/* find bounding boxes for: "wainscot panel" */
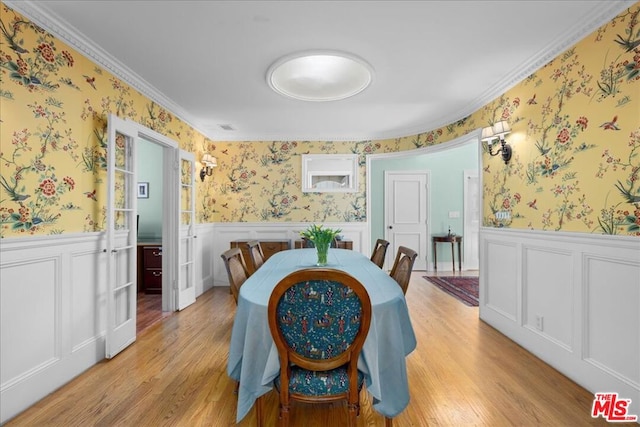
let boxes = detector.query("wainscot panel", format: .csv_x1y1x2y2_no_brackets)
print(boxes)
479,227,640,418
523,246,573,350
585,255,639,388
0,233,108,423
0,224,228,422
483,239,518,320
195,223,216,295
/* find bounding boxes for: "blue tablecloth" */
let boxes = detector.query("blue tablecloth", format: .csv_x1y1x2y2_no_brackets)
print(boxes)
227,248,417,422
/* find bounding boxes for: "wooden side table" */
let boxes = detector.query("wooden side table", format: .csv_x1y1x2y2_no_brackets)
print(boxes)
432,234,463,272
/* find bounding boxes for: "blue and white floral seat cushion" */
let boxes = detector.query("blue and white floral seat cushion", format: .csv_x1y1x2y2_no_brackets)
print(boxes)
273,279,365,396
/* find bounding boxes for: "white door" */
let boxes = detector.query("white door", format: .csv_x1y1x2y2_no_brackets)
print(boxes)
463,170,480,270
105,114,137,358
384,171,429,271
176,150,196,310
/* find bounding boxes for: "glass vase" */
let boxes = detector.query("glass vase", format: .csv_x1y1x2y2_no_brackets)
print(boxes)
315,241,330,266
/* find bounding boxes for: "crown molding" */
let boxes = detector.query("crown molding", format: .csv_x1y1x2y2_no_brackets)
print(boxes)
370,0,637,143
4,0,211,140
4,0,636,143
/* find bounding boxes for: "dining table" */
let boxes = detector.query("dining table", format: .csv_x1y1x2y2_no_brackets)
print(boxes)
227,248,417,423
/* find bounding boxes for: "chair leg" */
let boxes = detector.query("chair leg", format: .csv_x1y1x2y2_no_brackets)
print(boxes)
279,404,290,427
385,416,393,427
347,403,358,427
255,395,263,427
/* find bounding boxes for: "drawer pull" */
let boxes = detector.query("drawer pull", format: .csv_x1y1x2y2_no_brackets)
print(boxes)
152,271,162,277
153,251,162,257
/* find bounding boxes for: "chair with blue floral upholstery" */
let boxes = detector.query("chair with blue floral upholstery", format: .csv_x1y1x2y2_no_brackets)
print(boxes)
264,268,372,427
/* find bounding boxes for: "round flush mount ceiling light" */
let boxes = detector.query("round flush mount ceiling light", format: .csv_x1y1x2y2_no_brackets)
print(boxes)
267,50,373,102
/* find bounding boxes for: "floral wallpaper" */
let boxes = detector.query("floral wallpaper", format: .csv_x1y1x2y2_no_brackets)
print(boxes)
1,3,638,238
477,5,640,235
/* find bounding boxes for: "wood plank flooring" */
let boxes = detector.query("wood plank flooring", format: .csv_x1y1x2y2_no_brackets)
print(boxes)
6,272,632,426
136,292,171,334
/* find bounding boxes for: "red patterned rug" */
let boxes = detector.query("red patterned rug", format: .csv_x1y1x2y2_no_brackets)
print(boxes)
423,276,479,307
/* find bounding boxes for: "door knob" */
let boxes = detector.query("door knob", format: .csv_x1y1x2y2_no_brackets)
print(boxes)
388,226,393,229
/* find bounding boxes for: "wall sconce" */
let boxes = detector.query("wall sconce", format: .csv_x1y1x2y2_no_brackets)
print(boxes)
481,120,512,164
200,154,217,182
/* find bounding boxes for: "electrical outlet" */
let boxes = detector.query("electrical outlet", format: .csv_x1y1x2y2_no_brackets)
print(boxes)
535,315,544,331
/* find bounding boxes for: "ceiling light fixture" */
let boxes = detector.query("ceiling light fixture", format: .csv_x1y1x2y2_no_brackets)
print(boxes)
266,50,373,102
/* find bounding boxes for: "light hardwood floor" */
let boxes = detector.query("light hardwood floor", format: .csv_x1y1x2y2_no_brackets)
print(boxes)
6,272,632,426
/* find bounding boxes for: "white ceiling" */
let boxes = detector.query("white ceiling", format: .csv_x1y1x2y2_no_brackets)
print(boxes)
9,1,634,141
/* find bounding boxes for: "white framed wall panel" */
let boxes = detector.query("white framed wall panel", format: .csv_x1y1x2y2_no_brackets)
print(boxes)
71,248,107,352
482,239,518,321
0,233,108,423
480,227,640,418
584,254,639,389
195,223,216,295
523,246,573,350
1,257,59,387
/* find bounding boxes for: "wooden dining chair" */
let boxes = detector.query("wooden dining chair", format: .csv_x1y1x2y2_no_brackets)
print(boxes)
220,247,249,304
261,268,372,427
246,240,265,273
389,246,418,294
370,238,390,269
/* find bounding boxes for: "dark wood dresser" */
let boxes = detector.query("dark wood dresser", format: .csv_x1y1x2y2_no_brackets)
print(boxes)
137,241,162,294
230,239,291,275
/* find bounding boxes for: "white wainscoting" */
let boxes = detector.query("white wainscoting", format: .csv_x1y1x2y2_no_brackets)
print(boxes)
195,222,216,294
211,222,369,286
9,224,631,422
0,222,366,422
480,227,640,417
0,233,109,423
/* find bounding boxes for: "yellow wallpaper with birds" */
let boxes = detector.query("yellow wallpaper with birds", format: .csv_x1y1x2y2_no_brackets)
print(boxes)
1,3,639,238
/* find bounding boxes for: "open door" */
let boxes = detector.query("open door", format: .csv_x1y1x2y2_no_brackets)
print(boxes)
176,149,196,310
105,114,138,358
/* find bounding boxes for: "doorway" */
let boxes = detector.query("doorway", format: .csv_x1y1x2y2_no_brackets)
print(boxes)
367,131,481,273
106,115,196,358
136,138,166,333
463,169,480,270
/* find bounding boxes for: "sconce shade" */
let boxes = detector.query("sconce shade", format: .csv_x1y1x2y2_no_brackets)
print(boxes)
202,154,217,167
481,126,495,142
200,153,217,181
492,120,511,137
